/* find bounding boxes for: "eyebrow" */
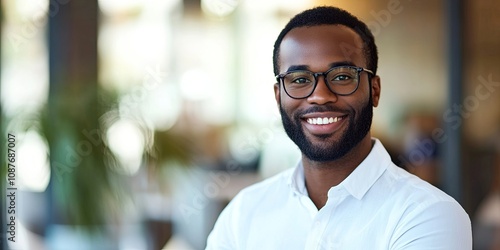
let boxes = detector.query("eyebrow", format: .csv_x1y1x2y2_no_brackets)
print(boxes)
286,61,356,72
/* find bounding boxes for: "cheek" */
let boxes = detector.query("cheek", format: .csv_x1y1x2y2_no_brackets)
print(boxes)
280,95,302,113
343,93,371,117
358,80,372,96
350,81,372,107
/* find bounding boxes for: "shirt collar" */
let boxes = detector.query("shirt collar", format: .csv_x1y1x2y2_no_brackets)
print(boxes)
288,161,308,196
339,139,390,200
287,138,390,200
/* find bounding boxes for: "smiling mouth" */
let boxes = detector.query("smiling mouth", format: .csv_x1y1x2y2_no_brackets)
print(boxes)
305,115,346,125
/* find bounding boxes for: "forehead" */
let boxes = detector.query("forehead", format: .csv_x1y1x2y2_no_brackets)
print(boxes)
278,25,365,71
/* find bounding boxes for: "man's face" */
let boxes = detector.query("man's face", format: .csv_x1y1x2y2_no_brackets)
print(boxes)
274,25,380,162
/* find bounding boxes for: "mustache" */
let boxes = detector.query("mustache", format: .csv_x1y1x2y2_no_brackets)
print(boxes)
295,105,351,118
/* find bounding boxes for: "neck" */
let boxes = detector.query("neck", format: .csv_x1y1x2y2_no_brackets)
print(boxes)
303,135,374,209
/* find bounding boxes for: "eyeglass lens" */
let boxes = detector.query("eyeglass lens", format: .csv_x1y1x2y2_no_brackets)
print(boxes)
283,66,359,98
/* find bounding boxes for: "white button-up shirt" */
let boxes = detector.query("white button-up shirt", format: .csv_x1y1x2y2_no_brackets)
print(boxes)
206,139,472,249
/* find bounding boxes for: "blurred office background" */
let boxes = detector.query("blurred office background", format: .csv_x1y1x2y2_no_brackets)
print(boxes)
0,0,499,249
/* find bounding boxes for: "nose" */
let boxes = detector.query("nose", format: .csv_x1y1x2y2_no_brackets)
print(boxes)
306,75,338,104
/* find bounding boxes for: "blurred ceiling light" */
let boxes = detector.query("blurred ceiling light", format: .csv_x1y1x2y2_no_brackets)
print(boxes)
18,131,51,192
1,61,49,118
142,0,181,15
241,0,309,13
180,69,215,101
98,22,168,91
98,0,144,16
106,119,145,175
201,0,238,17
140,83,182,131
14,0,48,20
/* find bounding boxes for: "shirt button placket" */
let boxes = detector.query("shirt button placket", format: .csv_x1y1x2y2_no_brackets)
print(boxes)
307,214,329,249
316,190,345,249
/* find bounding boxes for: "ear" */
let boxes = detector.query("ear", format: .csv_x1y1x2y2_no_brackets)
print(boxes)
274,83,281,107
370,75,381,107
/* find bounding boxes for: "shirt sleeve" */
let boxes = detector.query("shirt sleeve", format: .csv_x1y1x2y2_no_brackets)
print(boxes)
390,200,472,250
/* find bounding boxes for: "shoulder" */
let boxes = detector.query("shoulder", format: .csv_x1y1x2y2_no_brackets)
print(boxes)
368,160,471,227
206,168,295,249
384,163,459,206
381,164,472,249
211,167,295,222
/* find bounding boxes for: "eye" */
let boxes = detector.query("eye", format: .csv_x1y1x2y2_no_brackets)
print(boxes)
332,74,352,81
327,67,358,83
291,77,312,84
285,72,314,85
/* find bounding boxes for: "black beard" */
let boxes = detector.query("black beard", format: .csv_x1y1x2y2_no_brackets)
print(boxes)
280,97,373,162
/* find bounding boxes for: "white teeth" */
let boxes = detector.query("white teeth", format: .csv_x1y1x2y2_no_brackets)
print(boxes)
306,117,343,125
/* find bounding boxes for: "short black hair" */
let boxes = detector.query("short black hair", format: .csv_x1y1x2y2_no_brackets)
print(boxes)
273,6,378,76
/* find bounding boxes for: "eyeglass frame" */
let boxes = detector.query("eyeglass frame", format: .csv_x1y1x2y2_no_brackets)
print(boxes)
275,65,374,99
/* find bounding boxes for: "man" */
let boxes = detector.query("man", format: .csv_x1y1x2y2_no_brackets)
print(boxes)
206,6,472,249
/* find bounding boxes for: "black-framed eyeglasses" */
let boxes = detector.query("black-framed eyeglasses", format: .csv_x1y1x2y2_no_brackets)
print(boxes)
275,65,374,99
